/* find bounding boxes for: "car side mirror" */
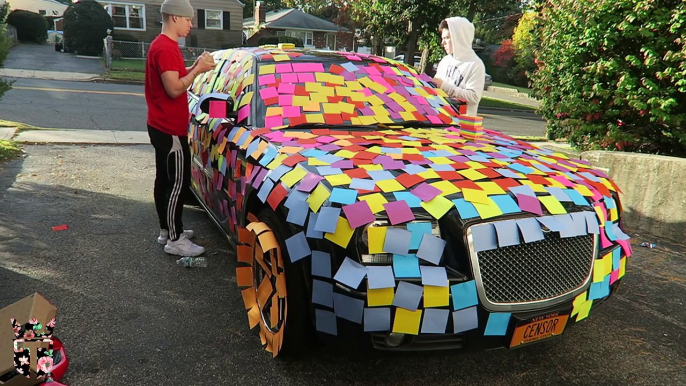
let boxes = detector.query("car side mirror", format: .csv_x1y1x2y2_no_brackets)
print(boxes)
447,97,467,115
198,93,237,120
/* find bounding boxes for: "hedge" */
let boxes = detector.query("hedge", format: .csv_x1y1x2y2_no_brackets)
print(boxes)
63,0,113,56
257,35,304,47
6,10,47,43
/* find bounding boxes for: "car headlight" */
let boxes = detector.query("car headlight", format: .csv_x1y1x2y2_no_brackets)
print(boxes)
359,220,441,264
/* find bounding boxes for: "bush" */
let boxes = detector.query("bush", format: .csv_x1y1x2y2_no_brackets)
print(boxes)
63,0,113,56
257,35,304,47
6,10,48,43
512,11,537,87
113,32,138,42
532,0,686,156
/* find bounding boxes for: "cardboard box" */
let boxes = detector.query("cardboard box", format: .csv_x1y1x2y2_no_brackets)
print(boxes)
0,293,57,386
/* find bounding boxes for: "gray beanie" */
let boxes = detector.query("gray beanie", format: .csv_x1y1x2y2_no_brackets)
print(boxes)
160,0,194,18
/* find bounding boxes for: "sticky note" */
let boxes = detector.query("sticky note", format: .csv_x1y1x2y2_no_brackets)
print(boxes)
377,179,405,193
490,194,522,214
589,275,610,300
393,254,421,278
393,192,423,208
324,217,355,248
584,211,600,234
484,313,511,336
364,308,391,332
450,280,478,311
392,281,423,311
516,217,545,243
453,198,479,219
470,223,498,252
412,183,442,202
286,199,309,226
416,233,447,265
311,250,331,278
367,266,396,289
342,200,375,229
359,193,388,213
575,299,593,321
325,173,353,186
334,293,365,324
315,309,337,335
420,195,454,219
367,226,387,254
384,200,415,225
312,279,334,307
315,207,342,233
593,257,611,282
509,185,536,197
333,257,368,289
297,173,324,193
383,228,412,255
423,285,450,308
421,309,450,333
493,220,521,247
407,222,432,250
367,287,394,306
539,195,567,214
280,167,308,187
453,306,479,333
307,184,330,212
420,266,448,287
516,193,543,216
392,308,422,335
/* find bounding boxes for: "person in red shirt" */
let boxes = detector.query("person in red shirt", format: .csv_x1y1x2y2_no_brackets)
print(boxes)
146,0,215,256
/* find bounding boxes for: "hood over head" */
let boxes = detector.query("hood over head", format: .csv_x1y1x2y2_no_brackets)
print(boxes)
445,16,477,60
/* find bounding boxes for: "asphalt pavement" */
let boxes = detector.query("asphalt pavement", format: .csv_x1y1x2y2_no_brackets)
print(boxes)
0,145,684,386
4,44,105,74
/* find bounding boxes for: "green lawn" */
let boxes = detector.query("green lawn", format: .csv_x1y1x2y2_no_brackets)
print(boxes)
490,81,532,95
107,70,145,82
480,96,536,111
0,140,22,162
110,59,194,72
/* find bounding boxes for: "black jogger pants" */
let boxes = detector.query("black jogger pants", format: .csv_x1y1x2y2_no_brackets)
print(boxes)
148,125,190,242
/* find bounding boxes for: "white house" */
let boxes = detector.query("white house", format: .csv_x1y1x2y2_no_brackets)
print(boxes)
7,0,67,17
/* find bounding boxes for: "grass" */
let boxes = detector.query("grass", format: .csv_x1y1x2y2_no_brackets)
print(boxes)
480,96,536,111
490,81,531,95
0,139,22,162
110,59,194,72
106,70,145,82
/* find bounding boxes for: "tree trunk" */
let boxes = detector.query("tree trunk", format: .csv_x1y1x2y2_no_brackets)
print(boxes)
373,32,384,56
466,0,478,22
405,21,417,65
419,46,430,75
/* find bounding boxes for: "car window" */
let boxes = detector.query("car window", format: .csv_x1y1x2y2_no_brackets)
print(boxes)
251,58,460,129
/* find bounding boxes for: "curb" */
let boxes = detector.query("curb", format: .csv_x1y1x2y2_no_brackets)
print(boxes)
480,106,538,114
93,77,144,86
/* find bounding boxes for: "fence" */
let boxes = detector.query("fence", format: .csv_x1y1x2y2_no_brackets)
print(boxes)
6,25,18,45
103,40,220,69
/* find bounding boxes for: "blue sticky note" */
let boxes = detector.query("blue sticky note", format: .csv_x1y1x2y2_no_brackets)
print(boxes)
367,170,395,181
612,222,631,241
450,280,478,311
333,257,368,289
236,131,251,148
334,293,365,324
495,168,522,179
285,232,311,262
364,307,391,332
257,179,275,203
367,266,396,289
564,189,589,206
268,164,293,182
453,198,480,219
284,189,309,210
484,313,511,336
392,281,423,311
605,222,618,241
589,275,611,300
316,166,342,176
453,306,479,333
569,212,589,237
516,217,545,243
508,163,534,175
532,162,554,173
545,187,572,202
245,139,261,159
420,266,448,287
490,195,522,214
350,178,376,191
286,199,310,226
580,172,601,182
319,154,344,164
552,214,577,238
508,185,536,197
467,155,490,163
383,228,412,255
429,163,455,172
258,146,278,167
393,254,421,278
612,247,621,270
584,211,600,234
407,222,432,250
470,223,498,252
306,212,324,239
341,62,360,72
537,216,565,232
312,250,331,278
493,220,521,247
416,234,446,265
330,188,358,205
604,196,616,209
312,279,334,307
302,149,327,158
421,309,450,334
315,309,337,335
393,192,423,208
404,164,426,175
314,207,341,233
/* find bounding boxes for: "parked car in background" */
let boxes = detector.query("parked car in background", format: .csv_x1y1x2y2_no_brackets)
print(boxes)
187,47,632,358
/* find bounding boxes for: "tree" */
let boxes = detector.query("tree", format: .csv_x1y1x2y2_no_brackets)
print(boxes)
63,0,113,56
6,10,48,43
531,0,686,156
0,3,13,101
510,10,537,86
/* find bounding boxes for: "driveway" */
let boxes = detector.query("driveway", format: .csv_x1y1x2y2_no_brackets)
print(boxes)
3,43,104,74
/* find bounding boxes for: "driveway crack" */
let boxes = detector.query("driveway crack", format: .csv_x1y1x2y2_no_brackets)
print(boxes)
89,114,102,130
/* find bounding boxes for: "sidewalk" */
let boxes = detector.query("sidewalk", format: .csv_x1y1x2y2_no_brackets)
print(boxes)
12,128,149,144
483,89,540,109
0,69,102,82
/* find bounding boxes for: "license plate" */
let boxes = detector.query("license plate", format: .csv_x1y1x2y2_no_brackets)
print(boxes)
510,312,569,348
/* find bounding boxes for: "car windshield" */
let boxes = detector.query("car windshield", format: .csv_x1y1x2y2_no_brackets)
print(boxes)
251,55,460,129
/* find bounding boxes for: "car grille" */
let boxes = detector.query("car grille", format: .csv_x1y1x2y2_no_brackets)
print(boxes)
471,231,595,305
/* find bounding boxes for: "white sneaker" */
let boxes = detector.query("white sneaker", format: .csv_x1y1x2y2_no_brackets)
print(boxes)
164,237,205,257
158,229,194,245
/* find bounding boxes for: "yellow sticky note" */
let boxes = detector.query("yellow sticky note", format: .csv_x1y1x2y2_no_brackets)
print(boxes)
472,198,504,219
393,308,422,335
311,92,331,102
431,181,460,196
273,54,290,62
266,154,288,170
576,300,593,321
308,157,330,166
367,226,387,254
462,188,490,205
259,65,275,74
358,116,379,125
420,196,453,219
573,184,594,197
610,207,618,222
241,73,255,87
539,195,567,214
458,169,488,181
292,95,310,106
376,179,405,193
545,177,566,189
593,258,610,282
619,257,626,278
280,167,308,187
238,91,254,107
423,285,449,307
339,103,356,114
325,217,355,248
335,86,353,97
520,180,548,193
367,95,385,106
400,112,416,121
325,173,352,186
464,161,487,170
345,81,363,90
367,287,394,306
306,114,326,124
428,157,453,165
322,103,342,114
594,205,606,225
305,82,323,93
476,182,506,195
307,184,330,212
334,150,357,159
418,170,441,180
571,291,587,316
359,193,388,214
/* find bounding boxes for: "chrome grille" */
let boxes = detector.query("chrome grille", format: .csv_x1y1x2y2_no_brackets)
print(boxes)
471,231,595,306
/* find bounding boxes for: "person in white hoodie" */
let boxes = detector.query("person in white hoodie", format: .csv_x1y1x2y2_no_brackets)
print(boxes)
433,17,485,117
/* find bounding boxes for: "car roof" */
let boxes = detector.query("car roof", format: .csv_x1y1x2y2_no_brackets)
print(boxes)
221,47,402,64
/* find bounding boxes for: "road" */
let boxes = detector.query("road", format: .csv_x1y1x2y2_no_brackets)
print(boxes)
0,145,683,386
0,78,547,137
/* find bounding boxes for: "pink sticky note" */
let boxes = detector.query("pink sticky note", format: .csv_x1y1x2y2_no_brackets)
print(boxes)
599,227,613,248
609,269,620,285
297,173,324,192
616,239,633,257
298,73,315,83
283,106,301,118
411,183,442,202
308,63,325,72
364,67,381,76
278,83,296,94
237,104,250,122
342,201,376,228
516,194,543,216
346,55,362,61
209,100,225,118
361,88,373,97
384,200,415,225
552,175,576,188
292,63,309,72
276,63,293,73
427,115,442,124
258,74,276,86
278,95,293,106
265,115,283,128
281,73,298,83
259,87,278,100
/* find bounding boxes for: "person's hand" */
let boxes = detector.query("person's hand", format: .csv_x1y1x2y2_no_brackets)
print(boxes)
195,53,216,74
433,78,443,88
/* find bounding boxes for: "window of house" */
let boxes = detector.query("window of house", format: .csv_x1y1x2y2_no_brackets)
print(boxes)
277,30,314,47
205,9,222,29
326,33,336,49
103,2,146,31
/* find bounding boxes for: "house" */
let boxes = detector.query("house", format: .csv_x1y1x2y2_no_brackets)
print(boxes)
7,0,67,17
243,2,353,51
96,0,244,48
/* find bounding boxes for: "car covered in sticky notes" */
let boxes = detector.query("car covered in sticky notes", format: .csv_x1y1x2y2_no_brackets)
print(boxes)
186,48,631,357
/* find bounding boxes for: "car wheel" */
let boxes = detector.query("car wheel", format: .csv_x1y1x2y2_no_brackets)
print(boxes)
236,208,310,358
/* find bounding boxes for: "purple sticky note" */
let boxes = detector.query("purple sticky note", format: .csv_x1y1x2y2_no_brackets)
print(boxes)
411,183,442,202
383,200,415,225
517,193,543,216
297,173,324,192
342,200,375,228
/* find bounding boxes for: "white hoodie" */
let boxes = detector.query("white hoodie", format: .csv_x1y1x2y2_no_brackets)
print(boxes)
435,17,485,117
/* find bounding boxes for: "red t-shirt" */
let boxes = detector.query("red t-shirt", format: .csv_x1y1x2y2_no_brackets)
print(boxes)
145,34,190,136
